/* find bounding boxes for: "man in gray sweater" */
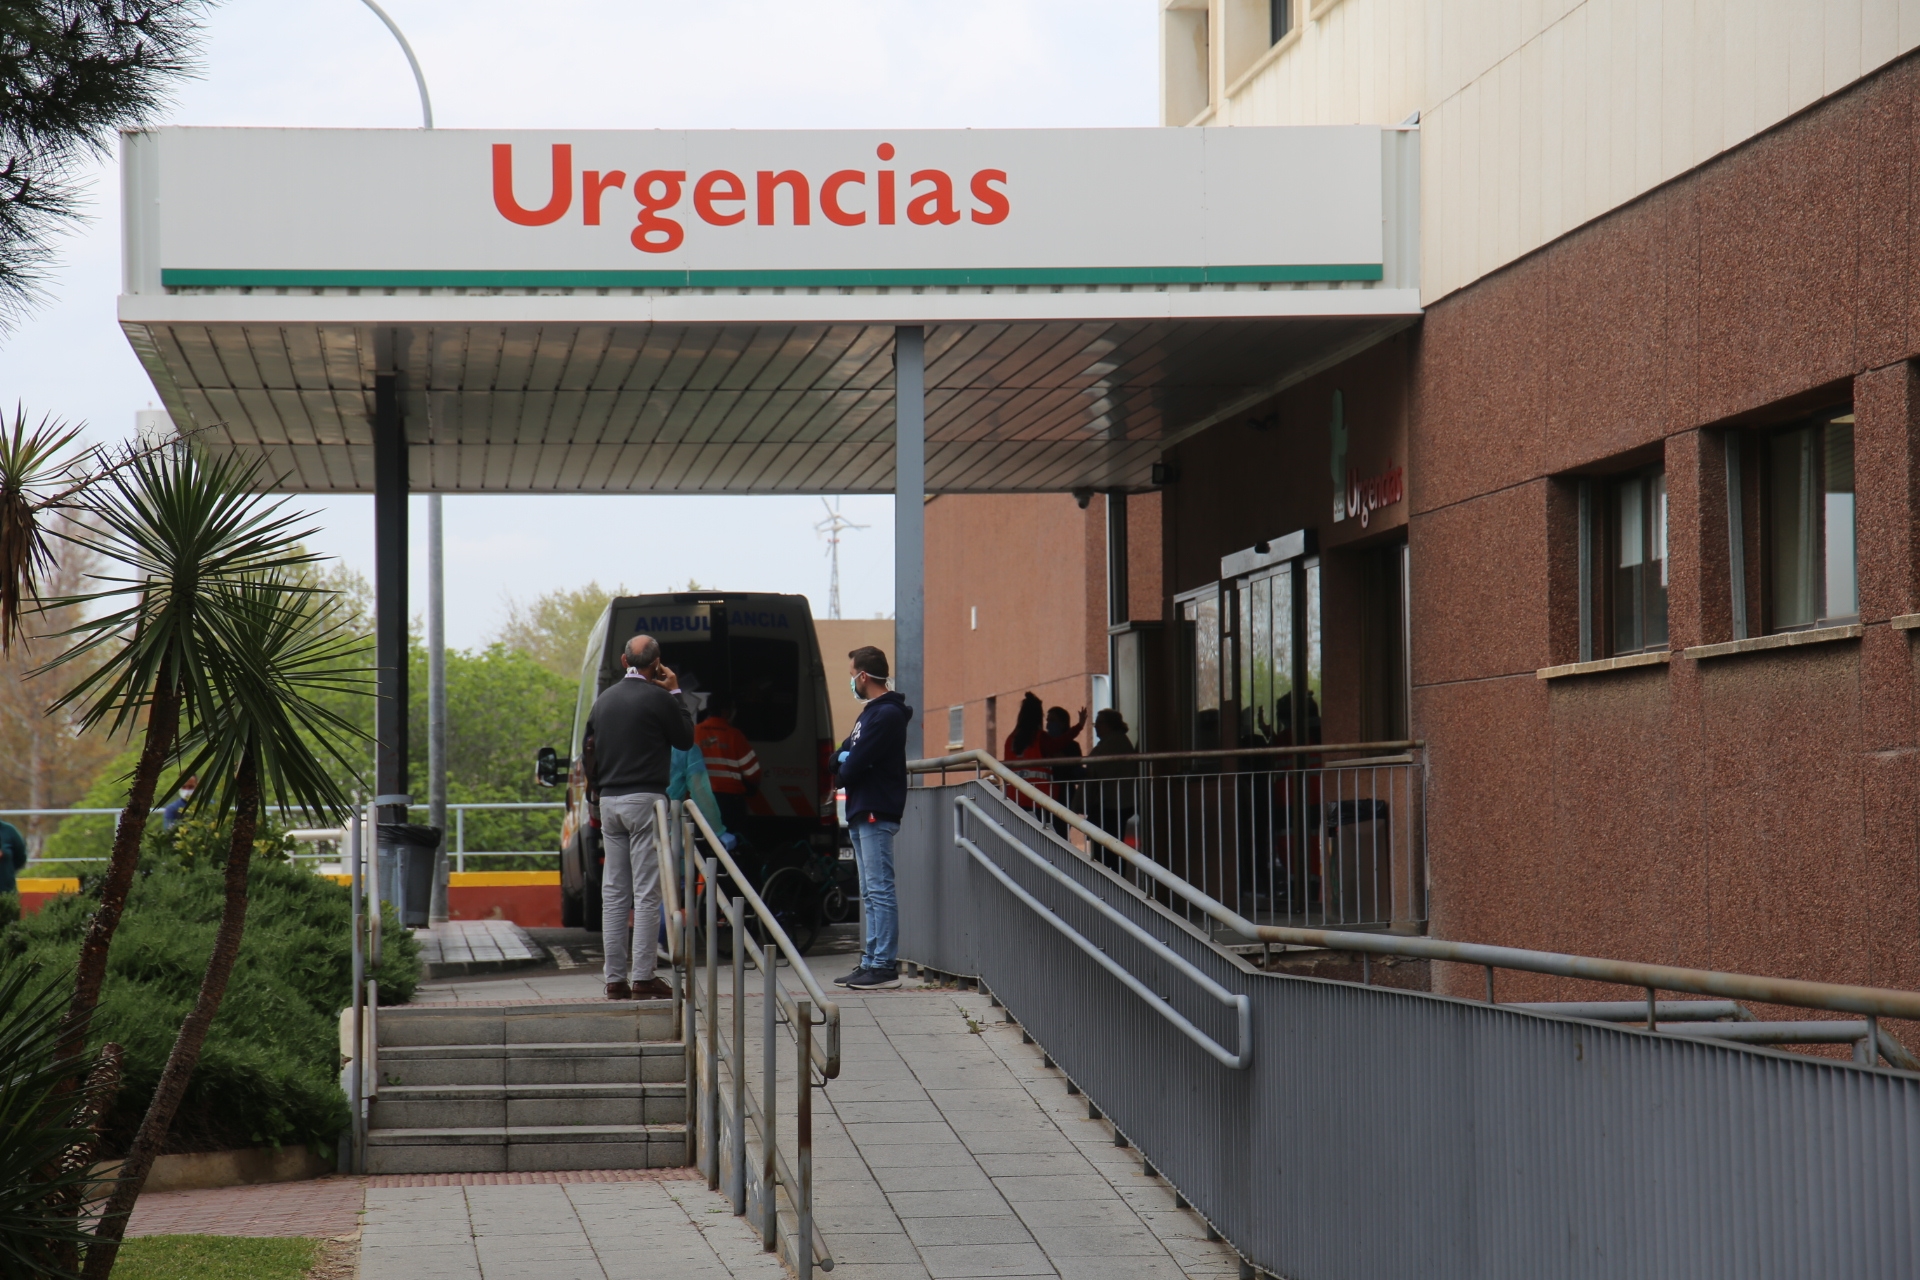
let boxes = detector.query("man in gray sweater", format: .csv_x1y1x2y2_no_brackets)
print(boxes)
584,634,695,1000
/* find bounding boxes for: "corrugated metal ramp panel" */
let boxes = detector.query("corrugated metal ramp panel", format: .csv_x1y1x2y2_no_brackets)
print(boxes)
900,782,1920,1280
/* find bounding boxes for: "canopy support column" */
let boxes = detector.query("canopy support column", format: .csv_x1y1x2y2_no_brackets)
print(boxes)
894,326,925,750
427,493,448,921
374,374,410,822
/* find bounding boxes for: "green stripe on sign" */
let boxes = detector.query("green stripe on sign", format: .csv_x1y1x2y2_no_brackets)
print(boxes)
160,264,1386,289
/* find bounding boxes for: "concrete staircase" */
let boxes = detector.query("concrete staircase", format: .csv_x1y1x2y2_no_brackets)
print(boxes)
362,1001,688,1174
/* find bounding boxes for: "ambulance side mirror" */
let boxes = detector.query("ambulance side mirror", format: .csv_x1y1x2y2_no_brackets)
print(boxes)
535,746,567,788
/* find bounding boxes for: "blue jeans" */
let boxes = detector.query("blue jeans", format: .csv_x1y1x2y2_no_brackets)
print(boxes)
849,819,899,972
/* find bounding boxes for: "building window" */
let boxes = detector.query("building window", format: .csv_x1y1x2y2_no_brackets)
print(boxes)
1765,412,1856,631
947,705,964,751
1177,584,1222,750
1271,0,1292,43
1608,468,1668,655
1578,466,1668,658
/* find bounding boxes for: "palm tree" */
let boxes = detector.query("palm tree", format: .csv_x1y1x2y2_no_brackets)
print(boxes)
39,445,326,1050
80,571,367,1277
0,966,117,1279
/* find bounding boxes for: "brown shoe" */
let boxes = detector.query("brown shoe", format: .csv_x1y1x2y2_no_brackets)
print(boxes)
606,980,632,1001
630,977,673,1001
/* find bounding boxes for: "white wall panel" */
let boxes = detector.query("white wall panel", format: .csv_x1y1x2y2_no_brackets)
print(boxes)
1193,0,1920,302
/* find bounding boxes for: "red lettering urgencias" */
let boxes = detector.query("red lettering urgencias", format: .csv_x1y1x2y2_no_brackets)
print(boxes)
821,170,866,226
906,170,960,226
757,170,811,225
694,171,747,225
970,170,1009,224
581,169,627,226
493,143,572,226
632,170,687,253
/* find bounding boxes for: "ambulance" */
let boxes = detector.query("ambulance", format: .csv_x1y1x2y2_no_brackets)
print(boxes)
537,592,837,929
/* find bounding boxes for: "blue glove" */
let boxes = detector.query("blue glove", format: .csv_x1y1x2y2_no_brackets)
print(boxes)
721,832,740,852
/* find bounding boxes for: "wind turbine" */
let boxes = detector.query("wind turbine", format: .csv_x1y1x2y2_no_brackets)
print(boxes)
814,498,869,620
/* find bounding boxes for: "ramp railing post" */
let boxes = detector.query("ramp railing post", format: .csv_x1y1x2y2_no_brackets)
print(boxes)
796,997,813,1280
706,856,720,1190
763,938,778,1249
731,896,748,1214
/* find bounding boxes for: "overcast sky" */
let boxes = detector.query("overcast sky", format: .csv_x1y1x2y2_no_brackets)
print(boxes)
0,0,1155,648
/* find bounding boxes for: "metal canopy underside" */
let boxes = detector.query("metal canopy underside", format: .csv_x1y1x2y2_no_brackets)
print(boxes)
123,315,1403,494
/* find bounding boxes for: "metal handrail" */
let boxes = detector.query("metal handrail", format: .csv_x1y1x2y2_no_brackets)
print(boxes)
956,795,1252,1069
926,740,1426,772
653,798,684,966
678,796,838,1278
912,750,1920,1030
681,799,842,1079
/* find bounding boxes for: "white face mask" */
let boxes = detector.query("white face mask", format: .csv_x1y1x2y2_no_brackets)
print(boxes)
850,673,870,702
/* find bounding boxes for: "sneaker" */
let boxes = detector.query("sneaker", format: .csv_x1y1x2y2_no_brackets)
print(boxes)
844,966,901,990
630,977,673,1001
606,980,632,1001
833,967,869,987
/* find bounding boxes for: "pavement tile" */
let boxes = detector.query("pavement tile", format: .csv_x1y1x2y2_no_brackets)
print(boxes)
822,1266,935,1280
844,1122,970,1145
858,1143,982,1168
989,1175,1118,1203
915,1241,1056,1278
872,1164,996,1194
1027,1223,1166,1257
1051,1255,1190,1280
885,1189,1014,1218
901,1215,1037,1247
1010,1198,1146,1229
826,1232,927,1264
834,1100,950,1123
972,1152,1097,1178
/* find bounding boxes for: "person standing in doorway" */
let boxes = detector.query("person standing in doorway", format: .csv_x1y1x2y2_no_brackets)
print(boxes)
833,645,912,991
583,634,695,1001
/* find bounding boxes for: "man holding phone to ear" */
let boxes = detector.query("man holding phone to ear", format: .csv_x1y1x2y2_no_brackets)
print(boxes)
583,633,695,1000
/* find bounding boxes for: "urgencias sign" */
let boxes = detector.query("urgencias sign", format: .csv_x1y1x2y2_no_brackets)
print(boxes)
494,142,1008,252
128,127,1391,290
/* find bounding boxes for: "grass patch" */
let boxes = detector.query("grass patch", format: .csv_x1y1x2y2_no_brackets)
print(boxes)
111,1234,321,1279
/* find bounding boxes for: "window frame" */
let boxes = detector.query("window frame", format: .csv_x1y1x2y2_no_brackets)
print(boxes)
1577,463,1670,660
1728,408,1858,637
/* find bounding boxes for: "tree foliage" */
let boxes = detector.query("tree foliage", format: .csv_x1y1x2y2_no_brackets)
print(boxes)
496,581,623,679
0,0,211,316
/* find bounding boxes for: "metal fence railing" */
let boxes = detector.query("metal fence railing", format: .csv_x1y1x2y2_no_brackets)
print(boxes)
901,753,1920,1280
916,743,1425,936
6,801,565,870
673,796,840,1280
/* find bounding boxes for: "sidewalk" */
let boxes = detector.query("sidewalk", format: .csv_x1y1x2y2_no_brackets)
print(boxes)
797,983,1240,1280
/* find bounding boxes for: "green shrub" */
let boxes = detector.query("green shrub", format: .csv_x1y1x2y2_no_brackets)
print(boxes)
0,850,418,1158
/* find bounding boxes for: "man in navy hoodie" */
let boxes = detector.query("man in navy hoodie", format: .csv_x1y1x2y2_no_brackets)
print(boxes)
833,645,912,990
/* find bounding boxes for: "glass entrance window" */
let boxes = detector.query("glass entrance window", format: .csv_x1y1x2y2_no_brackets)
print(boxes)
1230,561,1319,748
1608,468,1668,655
1767,413,1857,631
1178,587,1222,751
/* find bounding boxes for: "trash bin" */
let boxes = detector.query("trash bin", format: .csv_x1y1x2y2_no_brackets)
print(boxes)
377,823,442,928
1324,799,1390,924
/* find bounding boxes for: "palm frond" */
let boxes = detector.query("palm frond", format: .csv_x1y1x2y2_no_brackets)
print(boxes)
36,446,326,738
170,571,373,823
0,407,86,651
0,964,108,1278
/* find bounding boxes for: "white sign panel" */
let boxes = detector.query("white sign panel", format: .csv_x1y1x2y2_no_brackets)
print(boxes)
127,127,1386,291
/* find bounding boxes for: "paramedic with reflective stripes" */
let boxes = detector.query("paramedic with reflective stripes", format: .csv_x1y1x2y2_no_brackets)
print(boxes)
695,694,761,835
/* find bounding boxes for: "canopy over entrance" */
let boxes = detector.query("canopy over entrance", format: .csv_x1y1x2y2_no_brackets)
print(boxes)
120,125,1419,495
117,123,1420,809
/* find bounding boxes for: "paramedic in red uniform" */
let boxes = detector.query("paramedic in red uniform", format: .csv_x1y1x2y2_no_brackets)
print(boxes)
695,694,762,836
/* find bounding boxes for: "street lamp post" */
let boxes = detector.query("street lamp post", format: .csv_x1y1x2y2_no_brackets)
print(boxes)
356,0,449,922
